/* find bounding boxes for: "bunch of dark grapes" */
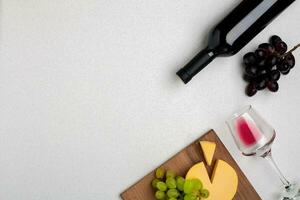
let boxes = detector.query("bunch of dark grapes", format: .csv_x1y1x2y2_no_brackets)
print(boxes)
243,35,297,97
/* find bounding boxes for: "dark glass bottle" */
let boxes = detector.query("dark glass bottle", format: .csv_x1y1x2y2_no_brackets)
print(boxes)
177,0,295,84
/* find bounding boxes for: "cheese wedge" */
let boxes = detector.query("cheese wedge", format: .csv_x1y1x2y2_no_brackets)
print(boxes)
210,159,238,200
200,141,216,166
185,162,212,192
186,159,238,200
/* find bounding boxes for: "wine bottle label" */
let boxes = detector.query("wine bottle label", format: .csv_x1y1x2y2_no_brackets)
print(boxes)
226,0,277,45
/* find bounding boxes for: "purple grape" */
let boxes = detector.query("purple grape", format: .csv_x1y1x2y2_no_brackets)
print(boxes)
245,65,259,77
277,54,295,74
284,53,295,69
267,55,278,67
255,78,267,90
243,74,254,82
257,68,268,76
267,81,279,92
246,83,257,97
243,52,256,66
269,66,277,71
275,41,288,54
258,43,275,54
278,59,290,73
255,48,268,59
257,59,267,68
269,35,282,46
269,70,281,81
263,74,270,82
281,69,290,75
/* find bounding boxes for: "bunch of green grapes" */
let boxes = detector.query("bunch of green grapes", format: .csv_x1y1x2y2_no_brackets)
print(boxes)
152,168,209,200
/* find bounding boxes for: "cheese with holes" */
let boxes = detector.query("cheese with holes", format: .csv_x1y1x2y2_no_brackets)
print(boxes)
200,141,216,166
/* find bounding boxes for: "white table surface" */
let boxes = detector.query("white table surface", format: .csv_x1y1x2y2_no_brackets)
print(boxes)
1,0,300,199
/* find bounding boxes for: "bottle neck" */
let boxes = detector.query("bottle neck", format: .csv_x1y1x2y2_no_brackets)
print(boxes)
177,48,216,84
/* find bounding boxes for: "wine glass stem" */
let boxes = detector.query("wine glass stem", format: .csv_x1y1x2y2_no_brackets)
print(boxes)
263,150,291,189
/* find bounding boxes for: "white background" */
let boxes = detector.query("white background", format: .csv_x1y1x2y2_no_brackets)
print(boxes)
1,0,300,199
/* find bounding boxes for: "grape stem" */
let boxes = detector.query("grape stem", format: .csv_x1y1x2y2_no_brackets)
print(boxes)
281,43,300,58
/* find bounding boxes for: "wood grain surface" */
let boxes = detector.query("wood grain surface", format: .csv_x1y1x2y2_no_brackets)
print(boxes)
121,130,262,200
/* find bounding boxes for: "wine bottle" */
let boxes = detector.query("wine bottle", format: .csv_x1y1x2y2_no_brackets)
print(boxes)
177,0,295,84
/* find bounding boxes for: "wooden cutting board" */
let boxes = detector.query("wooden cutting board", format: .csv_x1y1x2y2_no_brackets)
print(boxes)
121,129,262,200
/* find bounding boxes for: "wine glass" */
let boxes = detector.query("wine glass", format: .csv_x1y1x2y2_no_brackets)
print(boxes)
226,105,300,199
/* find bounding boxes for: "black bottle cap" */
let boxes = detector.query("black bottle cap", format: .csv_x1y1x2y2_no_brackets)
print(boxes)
176,68,192,84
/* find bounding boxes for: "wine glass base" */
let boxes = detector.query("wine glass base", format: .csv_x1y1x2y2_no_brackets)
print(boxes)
281,183,300,200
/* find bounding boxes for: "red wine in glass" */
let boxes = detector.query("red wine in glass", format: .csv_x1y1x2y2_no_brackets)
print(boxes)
226,106,300,199
236,117,263,147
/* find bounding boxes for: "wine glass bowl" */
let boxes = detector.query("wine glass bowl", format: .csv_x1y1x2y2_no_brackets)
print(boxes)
226,105,276,157
226,105,300,200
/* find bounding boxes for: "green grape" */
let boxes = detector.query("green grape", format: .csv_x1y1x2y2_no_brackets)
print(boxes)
156,181,167,192
155,191,166,200
190,179,203,191
183,193,197,200
178,193,184,200
183,195,191,200
167,189,179,198
156,168,165,179
152,179,160,188
166,177,177,189
200,189,210,198
166,170,175,179
191,190,199,197
176,176,185,191
168,198,177,200
183,180,193,194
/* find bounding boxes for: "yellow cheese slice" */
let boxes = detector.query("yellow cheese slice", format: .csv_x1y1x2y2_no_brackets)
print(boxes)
186,159,238,200
200,141,216,166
